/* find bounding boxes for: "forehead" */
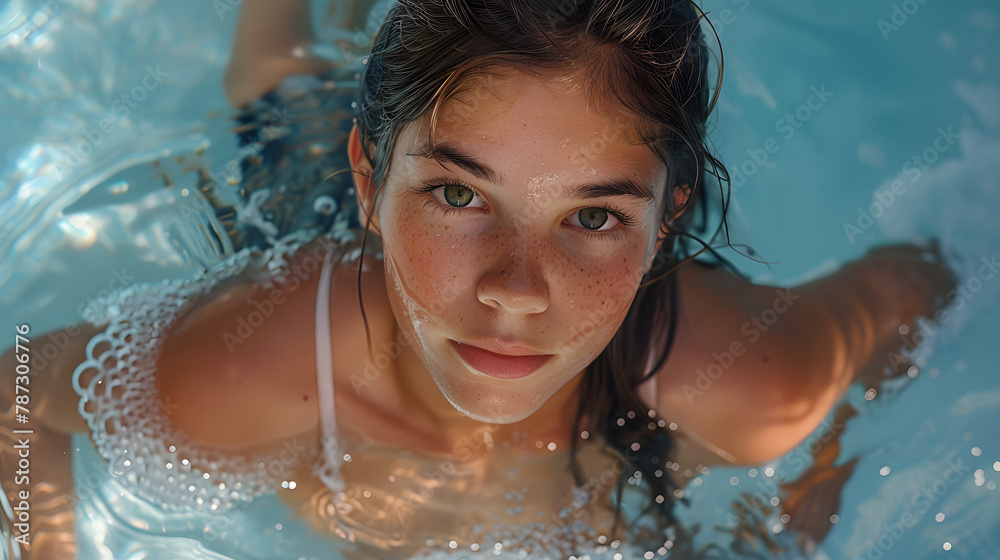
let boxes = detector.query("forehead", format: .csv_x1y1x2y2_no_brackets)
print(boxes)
394,68,668,195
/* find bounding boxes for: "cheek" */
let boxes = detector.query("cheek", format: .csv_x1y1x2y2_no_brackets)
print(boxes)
558,239,646,338
384,199,474,312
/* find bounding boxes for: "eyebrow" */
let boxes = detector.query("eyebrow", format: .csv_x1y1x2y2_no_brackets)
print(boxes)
405,141,655,202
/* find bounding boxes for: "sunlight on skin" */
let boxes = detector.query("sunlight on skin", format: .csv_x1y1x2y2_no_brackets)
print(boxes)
349,68,672,440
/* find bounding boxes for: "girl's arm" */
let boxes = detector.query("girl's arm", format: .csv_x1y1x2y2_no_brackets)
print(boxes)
223,0,375,108
656,241,956,465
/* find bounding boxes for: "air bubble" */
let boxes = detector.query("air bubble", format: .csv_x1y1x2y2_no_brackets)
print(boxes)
313,195,338,216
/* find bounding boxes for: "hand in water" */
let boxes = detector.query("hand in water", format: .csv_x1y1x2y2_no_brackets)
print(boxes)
859,238,958,325
850,238,959,388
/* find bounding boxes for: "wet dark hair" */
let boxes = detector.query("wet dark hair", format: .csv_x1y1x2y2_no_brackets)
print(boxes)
353,0,746,537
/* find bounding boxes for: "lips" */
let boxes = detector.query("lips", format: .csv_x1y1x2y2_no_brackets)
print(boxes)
448,339,553,379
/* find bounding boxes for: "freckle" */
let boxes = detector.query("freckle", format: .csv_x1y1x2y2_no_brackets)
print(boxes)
762,355,769,363
303,394,309,402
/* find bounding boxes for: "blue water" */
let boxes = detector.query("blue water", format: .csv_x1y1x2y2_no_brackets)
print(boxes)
1,1,998,558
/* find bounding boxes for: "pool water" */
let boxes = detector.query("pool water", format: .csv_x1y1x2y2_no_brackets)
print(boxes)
1,0,998,558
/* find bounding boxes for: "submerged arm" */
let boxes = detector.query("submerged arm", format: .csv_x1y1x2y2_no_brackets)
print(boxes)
224,0,331,107
224,0,378,108
657,241,956,465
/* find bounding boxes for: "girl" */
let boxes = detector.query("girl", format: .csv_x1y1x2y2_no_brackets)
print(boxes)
2,0,957,558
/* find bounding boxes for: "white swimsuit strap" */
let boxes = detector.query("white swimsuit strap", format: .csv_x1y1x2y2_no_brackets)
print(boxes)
315,247,339,446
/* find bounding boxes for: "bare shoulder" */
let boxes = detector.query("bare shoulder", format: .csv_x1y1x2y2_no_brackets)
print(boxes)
655,260,819,466
155,233,395,451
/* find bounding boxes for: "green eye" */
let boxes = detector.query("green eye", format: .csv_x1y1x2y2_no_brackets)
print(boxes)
577,208,609,230
444,185,475,207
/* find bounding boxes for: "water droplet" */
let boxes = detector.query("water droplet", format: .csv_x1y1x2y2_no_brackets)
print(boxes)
313,195,338,216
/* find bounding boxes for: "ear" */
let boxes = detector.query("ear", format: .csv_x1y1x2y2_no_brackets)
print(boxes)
348,123,381,233
670,182,692,222
643,226,672,277
642,182,691,276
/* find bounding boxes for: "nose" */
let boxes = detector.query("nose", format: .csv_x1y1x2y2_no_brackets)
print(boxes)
476,244,550,315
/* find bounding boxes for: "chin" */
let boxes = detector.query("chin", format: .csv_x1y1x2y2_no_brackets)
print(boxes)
429,372,554,424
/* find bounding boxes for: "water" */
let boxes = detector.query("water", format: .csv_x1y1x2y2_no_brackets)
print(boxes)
1,0,998,558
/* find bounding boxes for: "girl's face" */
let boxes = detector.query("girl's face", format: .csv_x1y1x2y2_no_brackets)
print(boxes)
358,69,670,424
